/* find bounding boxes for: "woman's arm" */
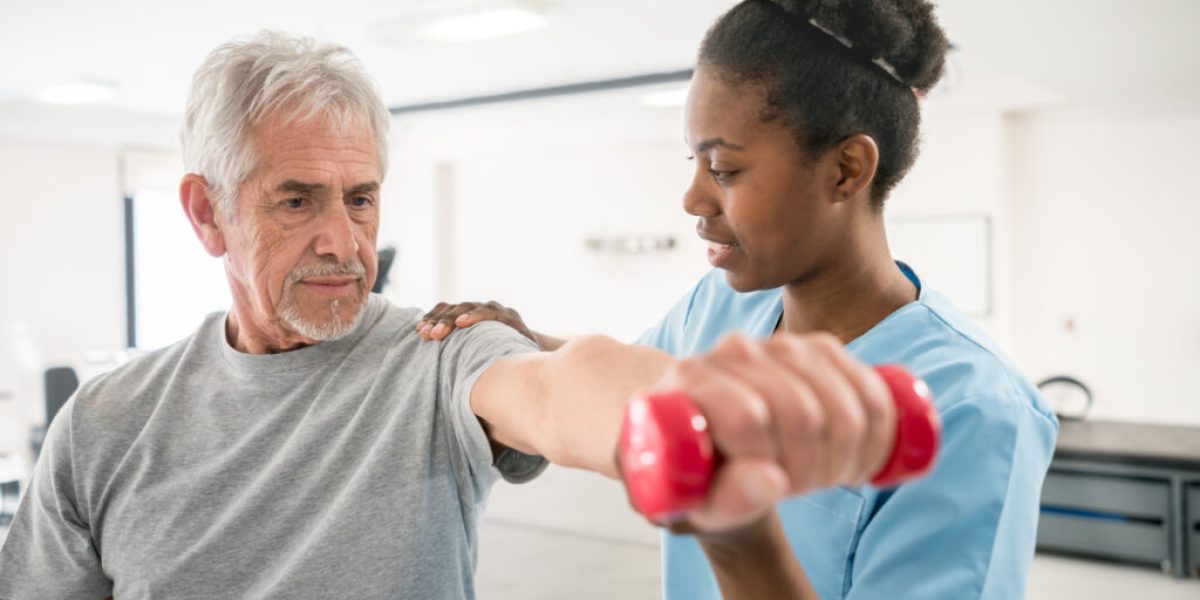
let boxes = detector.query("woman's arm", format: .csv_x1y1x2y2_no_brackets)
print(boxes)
693,511,819,600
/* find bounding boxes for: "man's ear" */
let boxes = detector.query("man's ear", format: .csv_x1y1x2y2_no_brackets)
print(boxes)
180,174,228,258
832,134,880,202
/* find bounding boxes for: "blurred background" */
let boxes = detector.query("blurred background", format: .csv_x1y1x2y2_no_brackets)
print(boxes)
0,0,1198,597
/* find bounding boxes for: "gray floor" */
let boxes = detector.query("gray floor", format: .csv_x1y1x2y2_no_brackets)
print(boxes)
5,520,1198,598
477,518,1200,599
477,518,661,600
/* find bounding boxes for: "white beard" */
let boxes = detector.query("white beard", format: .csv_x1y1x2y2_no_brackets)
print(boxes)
280,296,365,341
277,259,369,341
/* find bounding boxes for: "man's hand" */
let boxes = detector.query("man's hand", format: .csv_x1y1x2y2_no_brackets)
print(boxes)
652,332,895,532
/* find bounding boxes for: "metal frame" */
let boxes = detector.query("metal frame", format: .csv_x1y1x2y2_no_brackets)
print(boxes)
123,195,137,348
389,69,694,115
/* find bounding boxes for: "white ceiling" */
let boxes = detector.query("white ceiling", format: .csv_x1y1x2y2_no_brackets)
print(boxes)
0,0,1196,120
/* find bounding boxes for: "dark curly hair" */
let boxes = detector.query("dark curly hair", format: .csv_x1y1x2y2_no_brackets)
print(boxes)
699,0,949,208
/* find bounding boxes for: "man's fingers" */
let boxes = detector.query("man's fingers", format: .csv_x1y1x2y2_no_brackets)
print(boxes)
765,335,864,488
824,350,895,484
671,357,776,463
706,335,825,496
686,460,788,532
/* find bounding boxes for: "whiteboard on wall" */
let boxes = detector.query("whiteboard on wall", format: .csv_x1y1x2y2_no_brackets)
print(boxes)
886,215,991,317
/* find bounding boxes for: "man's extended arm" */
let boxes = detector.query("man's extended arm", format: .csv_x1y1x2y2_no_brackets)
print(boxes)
470,334,670,477
470,331,895,530
470,331,897,599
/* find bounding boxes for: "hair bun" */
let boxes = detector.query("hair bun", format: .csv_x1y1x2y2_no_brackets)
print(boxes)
790,0,949,91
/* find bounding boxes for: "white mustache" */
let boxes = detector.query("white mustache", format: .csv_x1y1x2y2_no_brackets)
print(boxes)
285,260,367,288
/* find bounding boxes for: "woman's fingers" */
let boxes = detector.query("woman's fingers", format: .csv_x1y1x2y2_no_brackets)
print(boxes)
416,300,535,341
415,301,498,340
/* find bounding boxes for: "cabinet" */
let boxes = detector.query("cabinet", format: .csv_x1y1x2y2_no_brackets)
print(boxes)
1038,420,1200,578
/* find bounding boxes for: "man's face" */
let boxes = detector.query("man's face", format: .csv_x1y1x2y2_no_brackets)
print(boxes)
219,110,380,349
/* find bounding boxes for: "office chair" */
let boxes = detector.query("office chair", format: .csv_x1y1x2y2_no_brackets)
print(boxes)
29,366,80,459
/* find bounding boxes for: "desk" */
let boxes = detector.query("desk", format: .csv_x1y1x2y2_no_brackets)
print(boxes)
1038,420,1200,578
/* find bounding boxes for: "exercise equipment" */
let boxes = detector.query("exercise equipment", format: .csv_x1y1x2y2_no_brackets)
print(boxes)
619,364,940,523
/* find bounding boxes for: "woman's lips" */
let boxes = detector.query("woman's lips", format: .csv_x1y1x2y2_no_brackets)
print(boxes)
704,239,738,267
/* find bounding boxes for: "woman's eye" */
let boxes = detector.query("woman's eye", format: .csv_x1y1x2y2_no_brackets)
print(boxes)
710,169,738,182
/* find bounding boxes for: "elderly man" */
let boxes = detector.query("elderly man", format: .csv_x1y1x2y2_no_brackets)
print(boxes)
0,33,898,599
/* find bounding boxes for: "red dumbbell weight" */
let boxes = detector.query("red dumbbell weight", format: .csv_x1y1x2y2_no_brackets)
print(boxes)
618,364,940,523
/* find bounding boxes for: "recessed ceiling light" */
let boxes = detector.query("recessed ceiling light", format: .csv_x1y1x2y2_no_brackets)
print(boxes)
641,86,690,108
34,82,115,105
425,8,547,43
371,1,550,46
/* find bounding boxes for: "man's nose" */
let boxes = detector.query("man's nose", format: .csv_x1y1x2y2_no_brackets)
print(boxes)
313,201,360,262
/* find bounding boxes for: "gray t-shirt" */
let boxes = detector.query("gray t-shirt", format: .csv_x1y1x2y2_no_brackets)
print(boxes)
0,294,544,599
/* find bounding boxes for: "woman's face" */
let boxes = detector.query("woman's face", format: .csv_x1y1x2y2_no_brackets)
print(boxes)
683,66,847,293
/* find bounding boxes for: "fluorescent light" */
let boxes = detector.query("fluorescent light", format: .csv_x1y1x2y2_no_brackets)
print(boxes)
424,8,547,43
34,82,115,105
641,86,689,108
370,2,550,46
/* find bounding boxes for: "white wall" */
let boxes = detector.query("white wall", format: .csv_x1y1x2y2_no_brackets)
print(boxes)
888,108,1011,343
0,138,127,466
385,93,1023,545
0,104,181,470
4,82,1196,543
383,89,712,340
384,93,708,545
1007,109,1200,426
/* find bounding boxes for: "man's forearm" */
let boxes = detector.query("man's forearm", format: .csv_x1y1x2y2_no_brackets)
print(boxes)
471,335,675,478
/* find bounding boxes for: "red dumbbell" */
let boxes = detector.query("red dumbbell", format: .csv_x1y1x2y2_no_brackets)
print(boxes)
618,364,940,523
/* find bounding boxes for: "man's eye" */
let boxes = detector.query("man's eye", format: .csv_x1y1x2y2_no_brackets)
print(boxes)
349,196,373,208
283,197,305,209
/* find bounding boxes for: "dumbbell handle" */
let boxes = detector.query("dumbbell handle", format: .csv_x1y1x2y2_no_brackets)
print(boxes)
618,364,940,523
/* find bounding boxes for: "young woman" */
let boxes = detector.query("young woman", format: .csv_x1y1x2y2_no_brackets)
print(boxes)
419,1,1057,598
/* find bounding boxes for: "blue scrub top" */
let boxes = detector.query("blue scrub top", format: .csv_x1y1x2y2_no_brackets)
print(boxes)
637,263,1058,600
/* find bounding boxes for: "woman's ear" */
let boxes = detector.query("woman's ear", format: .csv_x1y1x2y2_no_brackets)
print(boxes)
180,174,228,258
833,134,880,202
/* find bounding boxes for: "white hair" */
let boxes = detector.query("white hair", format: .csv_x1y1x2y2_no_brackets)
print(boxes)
181,31,391,220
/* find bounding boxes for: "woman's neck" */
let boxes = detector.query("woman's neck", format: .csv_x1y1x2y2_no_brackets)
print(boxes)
777,225,917,344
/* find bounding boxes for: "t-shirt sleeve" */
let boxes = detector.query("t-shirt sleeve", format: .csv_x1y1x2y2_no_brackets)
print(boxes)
0,399,112,599
846,391,1058,599
437,320,545,495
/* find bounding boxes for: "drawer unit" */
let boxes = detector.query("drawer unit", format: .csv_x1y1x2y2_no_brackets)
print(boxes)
1038,513,1168,565
1041,471,1170,517
1038,470,1172,566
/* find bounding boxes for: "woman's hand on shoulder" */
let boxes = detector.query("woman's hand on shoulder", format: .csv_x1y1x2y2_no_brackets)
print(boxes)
417,300,536,344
